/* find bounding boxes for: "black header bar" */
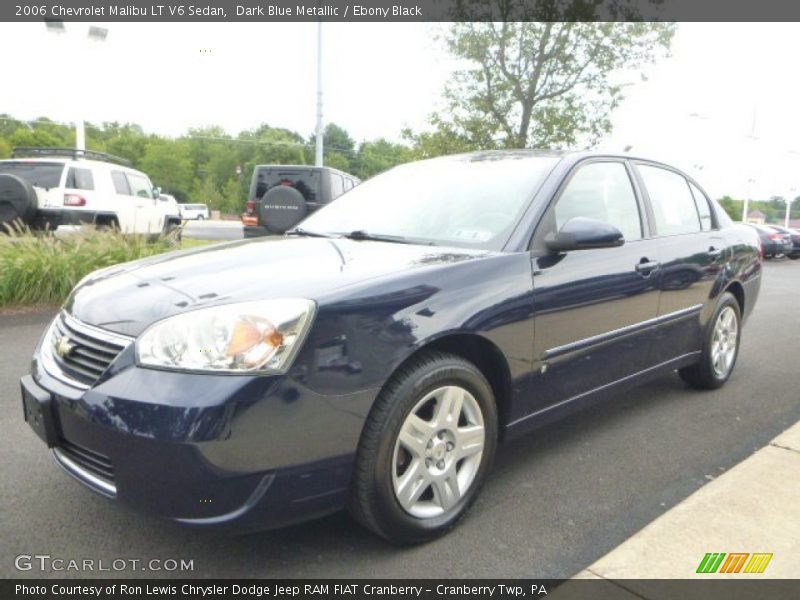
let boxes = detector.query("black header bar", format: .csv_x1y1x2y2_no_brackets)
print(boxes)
5,0,800,22
4,579,800,600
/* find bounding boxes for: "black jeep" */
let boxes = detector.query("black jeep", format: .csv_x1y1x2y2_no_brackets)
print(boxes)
242,165,360,237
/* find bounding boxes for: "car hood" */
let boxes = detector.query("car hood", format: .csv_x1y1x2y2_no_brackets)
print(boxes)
66,237,490,337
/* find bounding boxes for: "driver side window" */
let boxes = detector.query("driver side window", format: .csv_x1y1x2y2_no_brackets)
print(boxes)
553,162,643,242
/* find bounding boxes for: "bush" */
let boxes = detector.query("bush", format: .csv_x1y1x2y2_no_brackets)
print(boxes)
0,223,181,307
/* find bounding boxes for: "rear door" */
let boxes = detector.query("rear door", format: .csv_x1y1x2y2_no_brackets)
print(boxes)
528,159,662,412
633,163,725,360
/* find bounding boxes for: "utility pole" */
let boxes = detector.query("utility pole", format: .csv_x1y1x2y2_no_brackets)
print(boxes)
742,103,759,223
45,22,108,154
314,21,324,167
744,178,754,224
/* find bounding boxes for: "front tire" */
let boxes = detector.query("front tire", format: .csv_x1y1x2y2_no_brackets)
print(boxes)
349,352,497,544
679,292,741,390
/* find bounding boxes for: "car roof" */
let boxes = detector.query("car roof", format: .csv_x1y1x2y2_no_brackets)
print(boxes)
252,164,358,178
0,156,144,174
435,148,688,167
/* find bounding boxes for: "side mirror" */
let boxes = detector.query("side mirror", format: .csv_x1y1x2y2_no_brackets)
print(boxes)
152,187,162,198
545,217,625,253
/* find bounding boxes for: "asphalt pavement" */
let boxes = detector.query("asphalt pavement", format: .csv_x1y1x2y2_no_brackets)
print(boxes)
1,260,798,579
182,219,244,241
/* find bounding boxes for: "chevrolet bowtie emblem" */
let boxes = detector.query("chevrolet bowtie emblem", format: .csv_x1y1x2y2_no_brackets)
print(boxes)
55,336,75,358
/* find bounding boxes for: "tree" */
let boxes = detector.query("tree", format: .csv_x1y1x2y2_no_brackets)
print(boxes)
139,138,194,197
221,177,245,215
192,176,224,212
353,138,415,179
717,195,742,221
307,123,356,170
414,19,674,154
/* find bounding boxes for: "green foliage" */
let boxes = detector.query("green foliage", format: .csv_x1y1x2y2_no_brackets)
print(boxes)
0,115,422,211
221,177,245,215
0,224,182,306
192,177,225,212
355,138,416,177
717,195,800,223
717,196,742,221
408,19,675,153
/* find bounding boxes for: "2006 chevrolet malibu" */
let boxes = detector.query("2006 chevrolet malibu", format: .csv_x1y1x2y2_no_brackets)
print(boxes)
21,151,761,543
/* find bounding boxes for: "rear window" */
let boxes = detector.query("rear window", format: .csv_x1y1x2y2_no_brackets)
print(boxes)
111,171,130,195
250,167,320,204
0,161,64,189
65,167,95,191
183,204,207,210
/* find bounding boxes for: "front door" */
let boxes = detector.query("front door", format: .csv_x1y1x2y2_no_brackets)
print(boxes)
126,172,162,234
526,160,662,415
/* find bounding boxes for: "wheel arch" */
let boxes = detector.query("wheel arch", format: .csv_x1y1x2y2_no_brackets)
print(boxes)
724,280,745,315
387,333,514,438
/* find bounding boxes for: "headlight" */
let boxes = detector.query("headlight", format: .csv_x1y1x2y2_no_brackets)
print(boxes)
136,299,316,374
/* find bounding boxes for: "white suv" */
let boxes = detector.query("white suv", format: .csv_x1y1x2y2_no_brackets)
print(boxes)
0,147,179,235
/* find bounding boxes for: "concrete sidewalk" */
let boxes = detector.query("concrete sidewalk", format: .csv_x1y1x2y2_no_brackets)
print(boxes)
574,421,800,579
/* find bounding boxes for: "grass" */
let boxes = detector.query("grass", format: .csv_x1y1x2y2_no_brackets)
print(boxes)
0,223,213,307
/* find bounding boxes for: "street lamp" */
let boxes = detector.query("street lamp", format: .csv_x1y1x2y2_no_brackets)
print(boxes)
744,178,755,224
45,21,109,153
314,21,324,167
688,108,759,223
785,188,796,229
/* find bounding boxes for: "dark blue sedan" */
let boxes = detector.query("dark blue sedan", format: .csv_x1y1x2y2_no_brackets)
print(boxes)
20,151,761,543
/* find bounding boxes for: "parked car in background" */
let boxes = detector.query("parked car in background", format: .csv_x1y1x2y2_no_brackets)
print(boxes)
0,147,166,235
20,151,761,544
242,165,360,237
766,224,800,259
179,203,209,220
748,223,793,258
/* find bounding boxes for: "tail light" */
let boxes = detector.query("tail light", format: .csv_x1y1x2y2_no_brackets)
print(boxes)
64,194,86,207
246,201,255,215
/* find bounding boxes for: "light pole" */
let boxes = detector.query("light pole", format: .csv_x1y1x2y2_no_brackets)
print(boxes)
314,21,324,167
688,108,758,223
45,22,108,153
744,178,755,224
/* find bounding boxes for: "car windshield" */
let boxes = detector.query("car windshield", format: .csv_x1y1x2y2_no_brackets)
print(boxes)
299,154,559,250
0,161,64,189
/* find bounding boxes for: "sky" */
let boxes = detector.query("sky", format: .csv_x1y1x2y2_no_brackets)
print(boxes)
2,21,800,201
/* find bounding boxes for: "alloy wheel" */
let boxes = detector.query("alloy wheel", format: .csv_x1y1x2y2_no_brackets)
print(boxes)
711,306,738,378
391,385,485,519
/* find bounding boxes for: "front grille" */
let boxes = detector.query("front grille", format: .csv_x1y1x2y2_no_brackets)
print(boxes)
49,313,129,387
58,438,115,483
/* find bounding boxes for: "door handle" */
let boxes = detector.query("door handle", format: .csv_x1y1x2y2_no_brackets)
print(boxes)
635,258,660,276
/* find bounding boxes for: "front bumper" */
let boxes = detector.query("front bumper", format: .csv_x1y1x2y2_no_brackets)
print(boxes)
22,321,378,532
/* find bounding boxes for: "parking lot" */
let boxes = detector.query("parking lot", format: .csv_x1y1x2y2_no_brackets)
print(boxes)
1,259,798,579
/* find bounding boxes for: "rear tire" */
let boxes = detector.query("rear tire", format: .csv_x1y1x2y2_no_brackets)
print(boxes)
349,351,497,544
679,292,741,390
0,173,37,228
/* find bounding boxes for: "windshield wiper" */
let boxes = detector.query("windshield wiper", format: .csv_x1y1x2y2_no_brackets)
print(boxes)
340,230,425,245
285,227,337,239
